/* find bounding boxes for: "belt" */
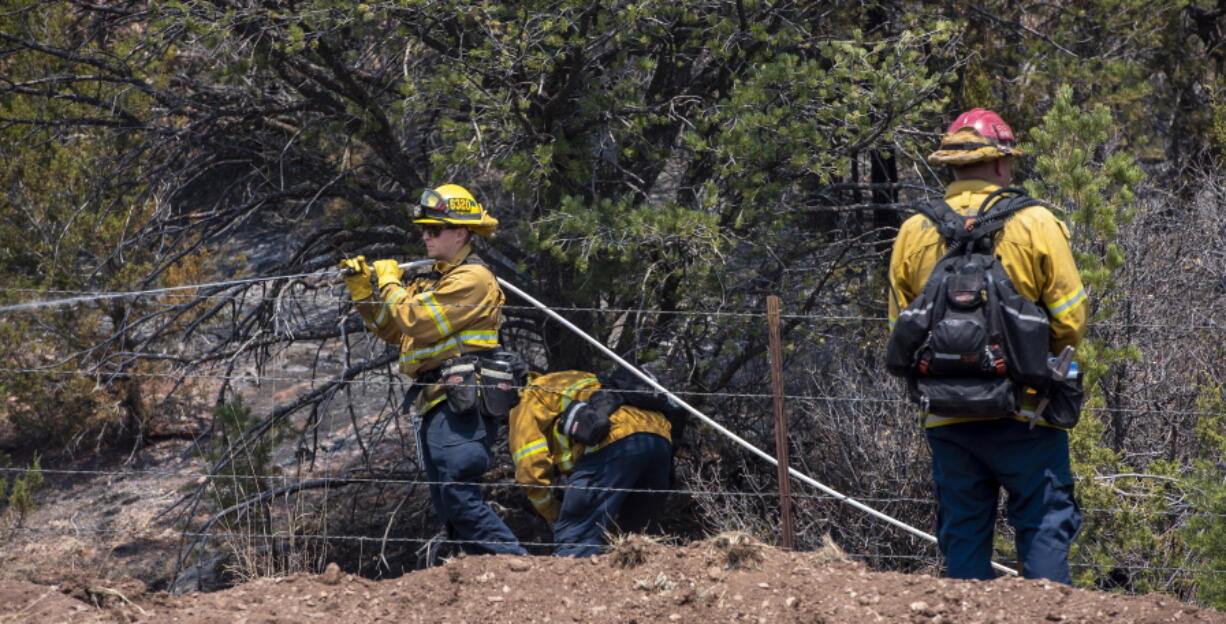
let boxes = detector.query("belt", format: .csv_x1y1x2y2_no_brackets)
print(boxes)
416,367,443,385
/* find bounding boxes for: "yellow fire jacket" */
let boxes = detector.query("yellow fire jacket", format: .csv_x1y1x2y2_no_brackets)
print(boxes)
355,243,503,410
888,179,1089,427
508,370,672,523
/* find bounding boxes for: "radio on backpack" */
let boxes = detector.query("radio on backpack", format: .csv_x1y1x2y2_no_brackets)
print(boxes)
886,188,1053,419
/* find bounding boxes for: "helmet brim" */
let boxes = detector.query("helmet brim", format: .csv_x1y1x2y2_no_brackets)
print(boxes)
411,217,497,237
927,145,1023,165
927,128,1024,165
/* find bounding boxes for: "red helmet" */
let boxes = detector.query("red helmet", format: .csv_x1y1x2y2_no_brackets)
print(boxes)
928,108,1023,165
946,108,1016,147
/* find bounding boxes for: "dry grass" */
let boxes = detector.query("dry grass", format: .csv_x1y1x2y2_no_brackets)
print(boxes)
707,531,767,570
608,533,664,569
812,533,849,564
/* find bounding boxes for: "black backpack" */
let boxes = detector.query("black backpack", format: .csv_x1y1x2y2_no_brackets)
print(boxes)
885,187,1053,418
599,367,689,449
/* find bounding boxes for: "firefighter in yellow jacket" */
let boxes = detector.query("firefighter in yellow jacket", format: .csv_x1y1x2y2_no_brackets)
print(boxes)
888,109,1087,583
509,370,673,557
339,184,524,556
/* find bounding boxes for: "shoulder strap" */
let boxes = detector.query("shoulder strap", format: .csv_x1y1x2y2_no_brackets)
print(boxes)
462,253,490,269
415,253,491,284
913,199,968,244
965,187,1048,242
917,187,1048,254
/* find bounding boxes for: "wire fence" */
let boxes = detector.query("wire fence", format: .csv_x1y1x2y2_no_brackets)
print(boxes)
1,466,1222,519
1,525,1222,577
2,459,1224,580
1,279,1224,592
1,285,1222,331
2,465,1216,517
0,366,1221,419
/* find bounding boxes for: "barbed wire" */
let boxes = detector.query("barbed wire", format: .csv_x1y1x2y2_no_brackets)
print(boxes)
0,525,941,563
1066,563,1226,575
4,288,835,321
0,366,901,403
0,272,333,313
2,525,585,550
3,466,1223,519
1,287,1220,330
0,366,1219,418
2,526,1223,576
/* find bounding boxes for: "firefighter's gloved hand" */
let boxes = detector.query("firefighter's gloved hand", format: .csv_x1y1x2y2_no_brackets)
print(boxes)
558,400,610,446
372,259,405,290
339,256,372,300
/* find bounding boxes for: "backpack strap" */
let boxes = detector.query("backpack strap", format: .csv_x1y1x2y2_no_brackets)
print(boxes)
913,199,970,244
964,187,1049,245
461,253,490,269
914,187,1049,254
416,252,491,283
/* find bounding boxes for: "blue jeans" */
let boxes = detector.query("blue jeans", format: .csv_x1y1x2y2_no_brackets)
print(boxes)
926,419,1081,583
418,402,524,555
553,433,672,557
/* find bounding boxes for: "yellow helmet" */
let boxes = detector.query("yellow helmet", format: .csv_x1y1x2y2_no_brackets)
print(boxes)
411,183,499,237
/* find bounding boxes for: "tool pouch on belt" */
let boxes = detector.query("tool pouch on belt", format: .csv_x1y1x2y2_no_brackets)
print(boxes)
477,350,526,419
1042,376,1084,429
440,355,481,416
912,376,1018,418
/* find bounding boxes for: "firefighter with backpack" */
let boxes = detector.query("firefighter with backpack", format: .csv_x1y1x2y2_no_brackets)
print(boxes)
886,109,1088,583
339,184,526,556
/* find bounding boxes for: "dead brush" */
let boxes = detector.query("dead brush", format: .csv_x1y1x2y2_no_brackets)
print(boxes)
812,533,848,565
608,533,662,569
708,531,767,570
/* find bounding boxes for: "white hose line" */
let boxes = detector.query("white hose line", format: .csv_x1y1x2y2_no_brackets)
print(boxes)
496,276,1018,576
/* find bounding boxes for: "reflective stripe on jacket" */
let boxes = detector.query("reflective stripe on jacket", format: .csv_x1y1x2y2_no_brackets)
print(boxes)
354,243,503,406
888,179,1088,428
508,370,672,523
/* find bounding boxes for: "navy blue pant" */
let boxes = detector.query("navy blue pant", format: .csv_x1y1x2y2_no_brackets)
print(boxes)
553,433,672,557
926,419,1081,583
418,402,524,555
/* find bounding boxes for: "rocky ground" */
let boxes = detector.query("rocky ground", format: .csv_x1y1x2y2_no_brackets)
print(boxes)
2,533,1222,623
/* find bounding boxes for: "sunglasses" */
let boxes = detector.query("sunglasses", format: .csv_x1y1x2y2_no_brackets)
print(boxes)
421,224,460,238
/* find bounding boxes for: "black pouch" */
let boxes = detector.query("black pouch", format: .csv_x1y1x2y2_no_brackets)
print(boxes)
477,351,524,418
1043,376,1084,429
440,355,480,416
557,400,611,446
913,376,1018,418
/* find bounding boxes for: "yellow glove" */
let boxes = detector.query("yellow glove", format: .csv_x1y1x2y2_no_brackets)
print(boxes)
372,259,404,290
339,255,372,300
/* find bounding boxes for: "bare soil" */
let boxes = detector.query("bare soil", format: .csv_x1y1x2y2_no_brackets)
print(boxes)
2,534,1222,624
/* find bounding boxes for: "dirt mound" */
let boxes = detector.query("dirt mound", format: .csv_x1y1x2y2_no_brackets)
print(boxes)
1,533,1221,623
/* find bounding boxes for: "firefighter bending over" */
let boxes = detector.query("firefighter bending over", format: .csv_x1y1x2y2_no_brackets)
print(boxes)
509,369,680,557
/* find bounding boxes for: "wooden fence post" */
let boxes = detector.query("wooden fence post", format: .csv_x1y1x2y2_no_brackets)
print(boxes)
766,295,795,549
